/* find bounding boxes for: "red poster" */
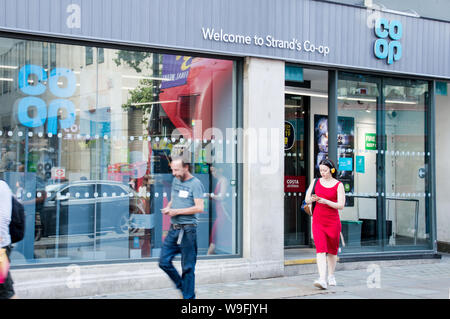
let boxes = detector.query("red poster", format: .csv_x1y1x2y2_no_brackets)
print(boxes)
284,176,306,193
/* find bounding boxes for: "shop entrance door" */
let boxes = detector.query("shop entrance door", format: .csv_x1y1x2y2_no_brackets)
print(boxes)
337,72,432,252
284,94,309,247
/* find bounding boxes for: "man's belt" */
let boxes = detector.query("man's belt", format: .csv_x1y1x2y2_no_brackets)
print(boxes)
171,224,196,230
171,224,196,245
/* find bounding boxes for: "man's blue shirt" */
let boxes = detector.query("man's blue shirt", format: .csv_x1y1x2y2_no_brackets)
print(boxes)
170,176,205,225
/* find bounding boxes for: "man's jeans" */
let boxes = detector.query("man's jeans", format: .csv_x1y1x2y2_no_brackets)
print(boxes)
158,224,197,299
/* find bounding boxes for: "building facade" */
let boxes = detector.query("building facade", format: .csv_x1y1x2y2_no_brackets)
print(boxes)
1,0,449,297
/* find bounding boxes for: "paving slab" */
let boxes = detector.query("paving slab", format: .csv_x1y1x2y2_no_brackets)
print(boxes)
74,253,450,299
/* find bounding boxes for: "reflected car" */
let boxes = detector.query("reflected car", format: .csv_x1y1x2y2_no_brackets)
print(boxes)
40,180,148,237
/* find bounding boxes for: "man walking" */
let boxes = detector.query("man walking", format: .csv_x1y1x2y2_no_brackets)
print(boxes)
158,157,205,299
0,179,17,299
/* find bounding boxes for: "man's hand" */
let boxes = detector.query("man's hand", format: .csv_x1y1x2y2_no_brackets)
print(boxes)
168,209,178,217
161,207,179,217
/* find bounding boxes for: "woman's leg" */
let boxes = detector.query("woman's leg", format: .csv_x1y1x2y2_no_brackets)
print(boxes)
327,253,337,277
316,253,327,281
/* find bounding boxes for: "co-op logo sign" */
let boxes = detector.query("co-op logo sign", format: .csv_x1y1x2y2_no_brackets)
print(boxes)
18,65,76,134
374,18,402,65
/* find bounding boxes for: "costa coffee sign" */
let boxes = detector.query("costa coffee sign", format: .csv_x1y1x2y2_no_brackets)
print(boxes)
284,176,306,193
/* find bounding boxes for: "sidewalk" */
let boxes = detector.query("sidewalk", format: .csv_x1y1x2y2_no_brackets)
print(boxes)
77,253,450,299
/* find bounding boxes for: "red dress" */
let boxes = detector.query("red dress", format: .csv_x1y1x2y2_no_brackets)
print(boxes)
209,179,231,249
312,179,342,255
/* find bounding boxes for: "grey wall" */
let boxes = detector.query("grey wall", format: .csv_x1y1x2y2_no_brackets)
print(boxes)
0,0,449,79
326,0,450,22
243,57,285,278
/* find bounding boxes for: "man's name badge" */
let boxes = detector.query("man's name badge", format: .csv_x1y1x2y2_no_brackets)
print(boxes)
178,190,189,198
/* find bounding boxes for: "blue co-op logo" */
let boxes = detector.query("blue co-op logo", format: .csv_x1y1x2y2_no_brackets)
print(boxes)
374,18,402,65
18,65,76,134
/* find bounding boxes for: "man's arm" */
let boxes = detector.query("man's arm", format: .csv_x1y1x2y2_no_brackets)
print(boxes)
168,198,204,217
161,201,172,214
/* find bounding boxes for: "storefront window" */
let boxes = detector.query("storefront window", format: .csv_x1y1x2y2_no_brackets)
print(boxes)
0,36,240,265
383,77,431,250
337,72,432,253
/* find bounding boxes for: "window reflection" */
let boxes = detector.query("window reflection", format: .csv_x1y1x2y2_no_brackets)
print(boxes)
0,37,238,265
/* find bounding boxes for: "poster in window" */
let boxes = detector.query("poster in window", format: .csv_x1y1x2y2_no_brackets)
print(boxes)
314,115,354,206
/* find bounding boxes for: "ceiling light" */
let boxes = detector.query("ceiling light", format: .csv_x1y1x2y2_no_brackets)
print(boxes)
385,99,418,105
338,96,377,103
285,87,328,98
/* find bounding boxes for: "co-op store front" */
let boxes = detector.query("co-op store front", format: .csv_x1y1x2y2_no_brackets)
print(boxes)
1,0,448,297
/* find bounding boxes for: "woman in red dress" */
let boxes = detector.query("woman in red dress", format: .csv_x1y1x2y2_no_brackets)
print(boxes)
305,159,345,289
207,166,232,255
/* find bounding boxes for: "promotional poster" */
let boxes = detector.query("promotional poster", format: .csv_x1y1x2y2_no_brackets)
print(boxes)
314,115,354,206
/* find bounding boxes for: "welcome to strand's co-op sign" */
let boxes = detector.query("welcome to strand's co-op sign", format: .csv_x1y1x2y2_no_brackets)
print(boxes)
201,27,330,57
1,0,449,79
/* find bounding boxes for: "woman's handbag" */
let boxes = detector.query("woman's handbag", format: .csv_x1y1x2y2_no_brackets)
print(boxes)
301,200,312,216
301,178,318,216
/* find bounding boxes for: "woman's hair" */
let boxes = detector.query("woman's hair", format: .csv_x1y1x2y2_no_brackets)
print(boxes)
319,158,337,178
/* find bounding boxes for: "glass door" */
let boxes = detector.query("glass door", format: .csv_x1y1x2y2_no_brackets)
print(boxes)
383,77,432,250
337,73,383,252
284,94,309,246
337,72,432,254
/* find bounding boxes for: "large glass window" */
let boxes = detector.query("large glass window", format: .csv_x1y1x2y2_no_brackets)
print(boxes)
383,77,431,249
0,36,240,265
337,72,432,253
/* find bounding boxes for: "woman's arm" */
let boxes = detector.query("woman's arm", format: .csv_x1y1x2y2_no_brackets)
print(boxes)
305,179,317,204
212,177,227,201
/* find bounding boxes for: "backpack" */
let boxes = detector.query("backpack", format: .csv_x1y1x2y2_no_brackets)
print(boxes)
9,196,25,244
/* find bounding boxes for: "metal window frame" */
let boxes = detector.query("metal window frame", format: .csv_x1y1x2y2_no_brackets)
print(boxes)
330,70,437,258
2,30,245,269
285,64,437,258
